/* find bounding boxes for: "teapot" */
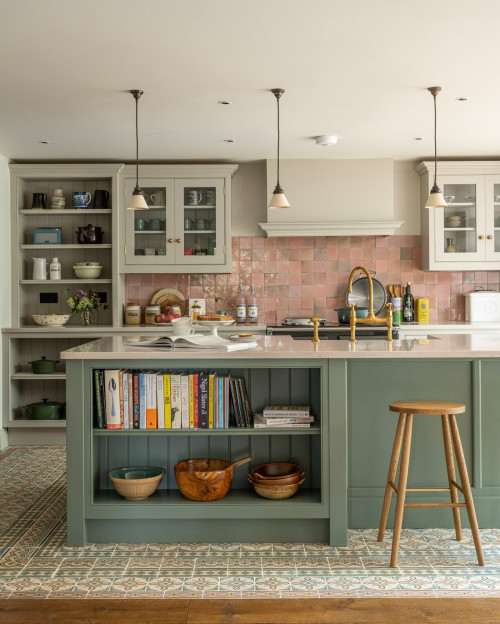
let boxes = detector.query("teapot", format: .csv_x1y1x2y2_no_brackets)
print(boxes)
76,224,104,244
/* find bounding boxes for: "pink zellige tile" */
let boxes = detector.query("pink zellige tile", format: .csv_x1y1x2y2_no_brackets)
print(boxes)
240,237,253,249
252,237,265,248
487,272,500,284
289,261,301,273
300,237,314,248
301,261,314,273
312,260,326,274
301,248,314,261
326,247,339,260
314,284,326,297
289,284,301,298
314,236,326,248
475,271,488,283
276,236,289,248
314,273,327,285
289,272,301,285
264,237,277,249
375,236,389,247
276,273,290,285
301,273,314,285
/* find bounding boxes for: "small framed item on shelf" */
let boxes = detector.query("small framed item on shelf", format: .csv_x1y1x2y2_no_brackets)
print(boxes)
33,228,62,245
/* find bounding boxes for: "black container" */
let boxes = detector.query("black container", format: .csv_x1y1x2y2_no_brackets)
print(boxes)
76,224,104,244
93,190,109,209
32,192,47,209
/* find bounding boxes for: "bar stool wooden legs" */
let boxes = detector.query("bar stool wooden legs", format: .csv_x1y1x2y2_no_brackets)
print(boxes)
377,401,484,568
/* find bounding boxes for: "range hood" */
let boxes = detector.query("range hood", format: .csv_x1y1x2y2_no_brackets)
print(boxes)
259,158,404,237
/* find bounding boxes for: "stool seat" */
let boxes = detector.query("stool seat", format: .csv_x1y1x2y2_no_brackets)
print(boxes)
389,401,465,415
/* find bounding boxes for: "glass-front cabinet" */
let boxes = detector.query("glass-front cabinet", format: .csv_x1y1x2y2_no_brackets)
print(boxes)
121,165,237,273
417,162,500,270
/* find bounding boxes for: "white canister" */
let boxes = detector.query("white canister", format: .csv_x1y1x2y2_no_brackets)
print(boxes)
32,257,47,280
465,292,500,322
51,189,65,209
49,257,61,280
145,305,161,324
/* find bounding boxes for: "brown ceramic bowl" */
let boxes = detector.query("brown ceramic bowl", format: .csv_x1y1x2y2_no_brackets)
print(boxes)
247,470,305,486
251,478,306,500
251,461,301,480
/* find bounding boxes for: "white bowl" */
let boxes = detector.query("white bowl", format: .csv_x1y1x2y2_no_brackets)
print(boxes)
75,261,102,266
73,265,103,279
32,314,70,327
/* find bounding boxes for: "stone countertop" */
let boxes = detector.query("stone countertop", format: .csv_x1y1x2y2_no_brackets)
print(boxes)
60,333,500,360
2,324,267,334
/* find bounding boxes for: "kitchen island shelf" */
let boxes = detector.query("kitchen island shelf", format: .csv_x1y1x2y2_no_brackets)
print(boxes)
20,209,112,215
9,419,66,428
93,425,320,436
12,372,66,380
20,244,112,249
20,279,112,285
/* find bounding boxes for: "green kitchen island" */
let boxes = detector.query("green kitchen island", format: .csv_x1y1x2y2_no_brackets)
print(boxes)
61,334,500,546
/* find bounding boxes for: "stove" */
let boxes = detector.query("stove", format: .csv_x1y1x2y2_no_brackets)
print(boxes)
267,317,399,341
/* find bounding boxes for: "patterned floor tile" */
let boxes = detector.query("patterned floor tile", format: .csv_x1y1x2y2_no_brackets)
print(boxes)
254,576,291,591
218,576,255,591
147,577,184,592
182,576,219,591
290,576,328,590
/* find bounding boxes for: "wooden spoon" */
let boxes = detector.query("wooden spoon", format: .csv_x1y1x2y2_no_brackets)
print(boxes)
226,457,252,471
388,284,395,298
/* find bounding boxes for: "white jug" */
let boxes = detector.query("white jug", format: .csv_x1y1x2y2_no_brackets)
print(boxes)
32,257,47,280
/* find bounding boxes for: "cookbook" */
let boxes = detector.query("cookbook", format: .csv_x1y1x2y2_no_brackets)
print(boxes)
126,335,258,351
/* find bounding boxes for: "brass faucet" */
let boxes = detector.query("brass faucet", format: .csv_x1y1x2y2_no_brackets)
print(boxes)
347,265,393,343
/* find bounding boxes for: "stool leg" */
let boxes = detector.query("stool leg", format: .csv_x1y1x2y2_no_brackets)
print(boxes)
449,414,485,567
441,414,462,541
390,413,413,568
378,413,406,542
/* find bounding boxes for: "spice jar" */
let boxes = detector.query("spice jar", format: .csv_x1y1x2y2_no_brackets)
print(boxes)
125,304,141,325
145,305,160,325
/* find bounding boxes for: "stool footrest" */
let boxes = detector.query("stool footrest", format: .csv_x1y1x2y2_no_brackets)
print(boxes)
404,502,467,508
451,479,464,494
406,487,451,492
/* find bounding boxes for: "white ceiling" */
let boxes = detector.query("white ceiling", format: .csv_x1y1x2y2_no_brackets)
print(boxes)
2,0,500,162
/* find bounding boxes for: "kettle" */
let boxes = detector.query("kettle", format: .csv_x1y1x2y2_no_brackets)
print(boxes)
32,257,47,280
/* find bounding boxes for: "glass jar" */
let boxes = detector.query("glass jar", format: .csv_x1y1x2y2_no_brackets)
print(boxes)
125,304,141,325
145,305,160,324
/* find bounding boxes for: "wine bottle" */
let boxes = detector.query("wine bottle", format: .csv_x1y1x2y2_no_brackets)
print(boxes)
403,281,414,323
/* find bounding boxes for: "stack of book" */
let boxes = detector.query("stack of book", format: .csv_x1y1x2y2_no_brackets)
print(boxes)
94,369,252,430
253,406,313,429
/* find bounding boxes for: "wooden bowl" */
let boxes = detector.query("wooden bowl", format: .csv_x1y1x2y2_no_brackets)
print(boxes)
109,466,164,501
247,470,305,486
251,461,301,480
174,458,235,501
251,478,306,500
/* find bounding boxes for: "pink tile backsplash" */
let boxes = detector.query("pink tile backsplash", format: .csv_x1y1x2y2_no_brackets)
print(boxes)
124,235,500,324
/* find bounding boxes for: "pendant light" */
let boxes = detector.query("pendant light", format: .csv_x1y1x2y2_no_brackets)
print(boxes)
126,89,148,211
268,88,290,209
425,86,447,209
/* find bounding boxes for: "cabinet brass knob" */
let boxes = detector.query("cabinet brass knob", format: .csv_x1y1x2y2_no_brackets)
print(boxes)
487,235,493,240
479,235,484,240
168,238,173,243
176,238,181,243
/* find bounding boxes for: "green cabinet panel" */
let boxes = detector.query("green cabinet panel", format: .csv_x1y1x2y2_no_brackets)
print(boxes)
479,360,500,488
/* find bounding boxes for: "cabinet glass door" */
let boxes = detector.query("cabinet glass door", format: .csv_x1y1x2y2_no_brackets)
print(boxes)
435,176,485,262
485,177,500,260
175,179,225,265
124,179,175,265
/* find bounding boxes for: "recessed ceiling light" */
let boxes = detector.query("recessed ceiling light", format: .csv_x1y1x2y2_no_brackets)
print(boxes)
456,97,470,101
218,100,232,105
315,135,338,147
414,137,424,140
38,140,50,144
224,139,236,143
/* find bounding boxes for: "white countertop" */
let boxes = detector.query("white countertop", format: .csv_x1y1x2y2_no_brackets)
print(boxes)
2,324,267,335
60,333,500,360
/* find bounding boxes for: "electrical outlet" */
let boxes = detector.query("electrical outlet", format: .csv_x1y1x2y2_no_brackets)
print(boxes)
40,292,58,304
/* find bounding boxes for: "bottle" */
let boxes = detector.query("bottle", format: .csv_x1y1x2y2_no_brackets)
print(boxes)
403,282,414,323
190,300,201,320
247,284,258,323
49,257,61,280
236,285,246,323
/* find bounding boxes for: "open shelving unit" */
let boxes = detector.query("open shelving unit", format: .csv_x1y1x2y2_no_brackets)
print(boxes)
66,358,332,546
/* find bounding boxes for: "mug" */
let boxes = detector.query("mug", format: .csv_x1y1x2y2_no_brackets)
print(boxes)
187,190,203,206
148,219,164,231
195,218,208,230
32,257,47,280
209,218,217,229
205,189,216,205
149,191,165,206
32,193,47,209
93,189,109,209
135,219,146,231
73,191,92,208
184,218,194,230
171,317,195,336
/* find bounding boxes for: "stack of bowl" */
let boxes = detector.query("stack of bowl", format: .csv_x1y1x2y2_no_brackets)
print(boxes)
248,461,305,499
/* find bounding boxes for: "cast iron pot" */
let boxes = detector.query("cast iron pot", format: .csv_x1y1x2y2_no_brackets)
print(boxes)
334,307,369,324
28,356,59,374
23,398,65,420
76,224,104,244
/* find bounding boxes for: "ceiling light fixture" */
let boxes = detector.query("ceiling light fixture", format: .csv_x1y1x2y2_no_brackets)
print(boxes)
218,100,232,105
38,140,50,144
456,97,470,102
224,139,236,143
414,137,423,141
425,86,447,209
268,88,290,209
126,89,148,211
315,135,338,147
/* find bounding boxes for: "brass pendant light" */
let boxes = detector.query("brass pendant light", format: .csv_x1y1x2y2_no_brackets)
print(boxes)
126,89,148,211
268,88,290,209
425,86,447,209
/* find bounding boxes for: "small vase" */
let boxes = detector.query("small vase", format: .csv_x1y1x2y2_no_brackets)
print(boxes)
81,310,91,326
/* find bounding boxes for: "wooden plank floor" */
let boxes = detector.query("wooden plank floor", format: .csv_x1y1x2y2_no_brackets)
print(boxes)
1,598,500,624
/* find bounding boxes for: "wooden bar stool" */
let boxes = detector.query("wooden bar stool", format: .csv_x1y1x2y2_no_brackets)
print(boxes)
377,401,484,567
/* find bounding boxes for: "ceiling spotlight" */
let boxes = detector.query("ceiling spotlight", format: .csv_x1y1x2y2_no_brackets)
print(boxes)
315,135,338,147
224,139,236,143
218,100,232,105
456,97,470,101
414,137,424,141
38,140,50,144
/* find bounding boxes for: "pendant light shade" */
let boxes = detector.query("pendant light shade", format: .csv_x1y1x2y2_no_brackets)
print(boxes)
425,86,447,209
127,89,148,211
269,88,290,209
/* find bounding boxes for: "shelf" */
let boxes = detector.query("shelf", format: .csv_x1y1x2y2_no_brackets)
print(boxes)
8,419,66,428
90,488,325,519
20,279,112,285
19,209,112,215
20,244,112,250
12,372,66,380
184,205,216,209
446,202,475,207
443,227,475,231
185,230,216,234
134,230,166,234
93,424,320,436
